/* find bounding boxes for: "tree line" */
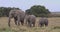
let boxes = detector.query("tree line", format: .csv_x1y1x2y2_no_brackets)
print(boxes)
0,7,19,17
0,5,51,17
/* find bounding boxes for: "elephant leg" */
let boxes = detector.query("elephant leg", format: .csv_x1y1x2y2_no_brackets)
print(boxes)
17,16,20,26
18,20,20,26
40,23,44,27
33,22,35,27
8,16,12,27
28,23,31,27
25,20,28,26
18,21,20,26
8,18,11,27
45,22,48,26
28,21,32,27
21,20,24,25
14,17,17,25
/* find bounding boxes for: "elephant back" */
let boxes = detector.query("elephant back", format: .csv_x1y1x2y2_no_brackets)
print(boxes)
39,17,48,24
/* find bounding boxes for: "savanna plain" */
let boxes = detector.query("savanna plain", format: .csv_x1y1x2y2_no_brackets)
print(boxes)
0,17,60,32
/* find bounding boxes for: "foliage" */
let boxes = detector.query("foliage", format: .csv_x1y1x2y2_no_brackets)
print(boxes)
26,5,51,17
0,7,20,17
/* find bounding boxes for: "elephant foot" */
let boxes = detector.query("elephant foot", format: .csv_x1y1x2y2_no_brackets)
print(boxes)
15,22,17,25
8,24,10,27
21,21,24,26
18,22,20,26
40,24,44,27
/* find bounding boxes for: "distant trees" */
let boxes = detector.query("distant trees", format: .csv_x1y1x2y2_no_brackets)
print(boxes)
0,5,51,17
25,5,50,17
0,7,20,17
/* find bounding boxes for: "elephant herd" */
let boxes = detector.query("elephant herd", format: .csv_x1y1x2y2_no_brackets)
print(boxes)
8,9,48,27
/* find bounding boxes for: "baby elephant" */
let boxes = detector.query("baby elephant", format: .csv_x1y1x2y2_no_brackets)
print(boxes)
38,17,48,27
25,15,36,27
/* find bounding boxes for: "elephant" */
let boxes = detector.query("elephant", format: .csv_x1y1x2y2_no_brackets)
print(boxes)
38,17,48,27
8,9,25,27
25,15,36,27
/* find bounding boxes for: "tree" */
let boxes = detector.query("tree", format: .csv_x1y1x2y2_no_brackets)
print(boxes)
25,5,50,17
0,7,20,17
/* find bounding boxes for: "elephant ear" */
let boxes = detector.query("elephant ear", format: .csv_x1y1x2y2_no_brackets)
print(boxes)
13,10,20,17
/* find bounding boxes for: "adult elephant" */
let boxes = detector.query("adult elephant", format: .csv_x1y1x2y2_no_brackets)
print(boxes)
25,15,36,27
8,9,25,27
38,17,48,27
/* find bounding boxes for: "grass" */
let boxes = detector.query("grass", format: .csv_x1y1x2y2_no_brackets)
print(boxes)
0,17,60,32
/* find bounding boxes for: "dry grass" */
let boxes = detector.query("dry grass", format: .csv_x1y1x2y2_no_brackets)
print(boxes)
0,17,60,32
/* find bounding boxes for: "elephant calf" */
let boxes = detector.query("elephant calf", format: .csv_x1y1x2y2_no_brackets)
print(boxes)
38,17,48,27
25,15,36,27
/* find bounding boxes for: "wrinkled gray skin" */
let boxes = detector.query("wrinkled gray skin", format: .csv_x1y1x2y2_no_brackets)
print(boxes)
39,17,48,27
8,9,25,27
25,15,36,27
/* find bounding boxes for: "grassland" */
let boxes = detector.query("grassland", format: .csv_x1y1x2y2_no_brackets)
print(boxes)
0,17,60,32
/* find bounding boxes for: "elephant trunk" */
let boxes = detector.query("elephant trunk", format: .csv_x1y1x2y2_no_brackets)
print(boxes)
8,17,11,27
